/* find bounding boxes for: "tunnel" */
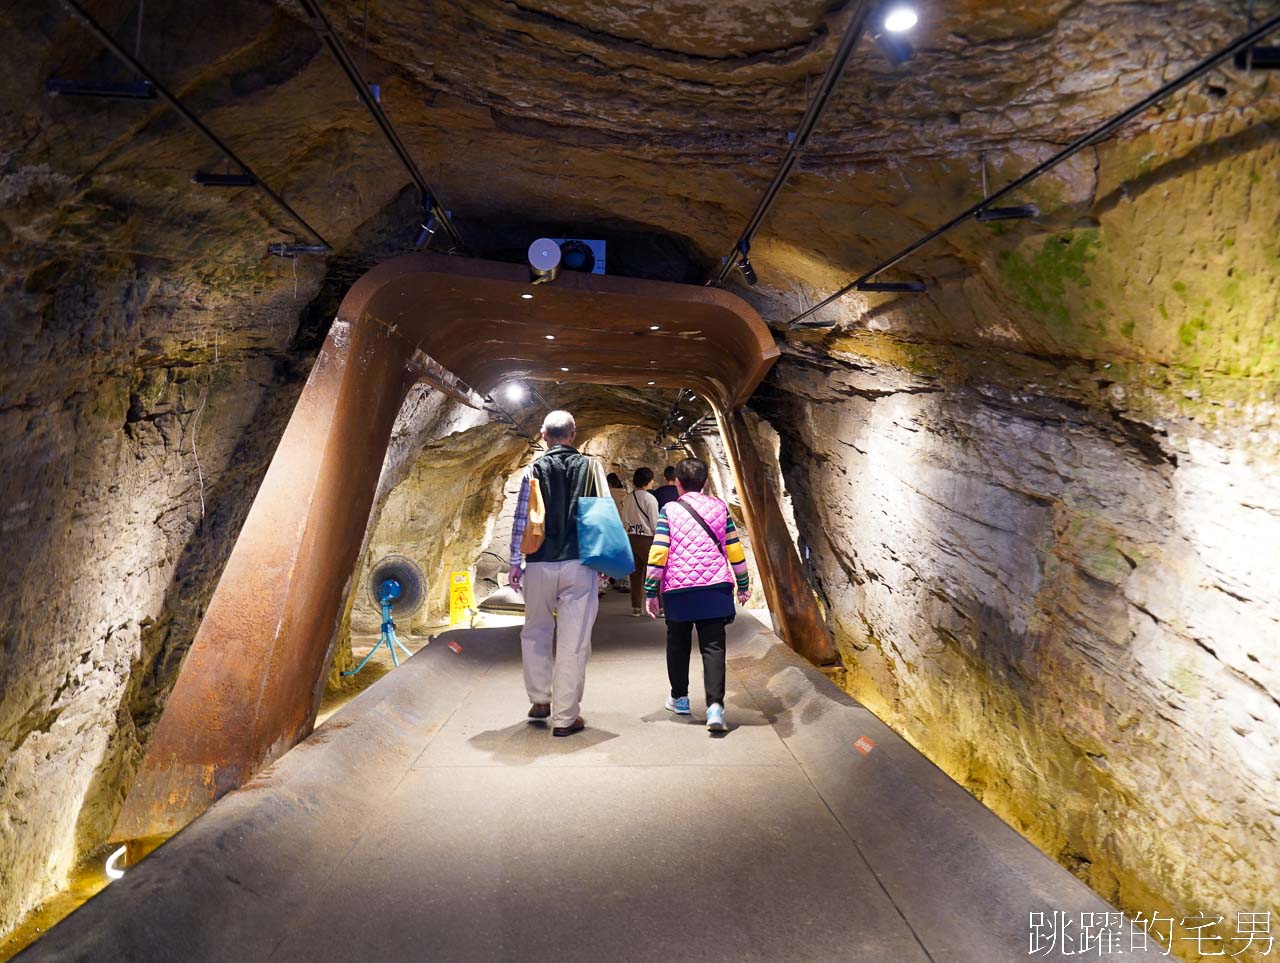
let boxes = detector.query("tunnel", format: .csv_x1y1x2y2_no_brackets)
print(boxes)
2,0,1278,960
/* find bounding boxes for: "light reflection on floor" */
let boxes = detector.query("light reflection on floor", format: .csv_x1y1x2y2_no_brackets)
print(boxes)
0,845,114,961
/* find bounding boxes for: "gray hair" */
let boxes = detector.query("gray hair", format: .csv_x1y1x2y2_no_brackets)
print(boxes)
541,410,577,442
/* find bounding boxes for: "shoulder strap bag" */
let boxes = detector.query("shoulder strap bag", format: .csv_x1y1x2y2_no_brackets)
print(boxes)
519,467,546,555
575,457,634,578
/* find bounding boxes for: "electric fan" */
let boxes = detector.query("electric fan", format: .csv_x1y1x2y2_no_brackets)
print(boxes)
342,554,427,676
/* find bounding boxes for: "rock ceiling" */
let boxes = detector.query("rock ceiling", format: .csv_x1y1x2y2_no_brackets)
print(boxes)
4,0,1272,365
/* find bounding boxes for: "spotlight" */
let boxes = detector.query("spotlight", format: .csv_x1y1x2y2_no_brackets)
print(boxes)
414,214,439,249
46,77,155,100
1235,46,1280,69
560,366,570,372
267,243,329,258
504,383,527,404
521,293,534,300
857,280,927,293
882,5,918,32
529,238,561,284
649,325,661,330
545,334,555,340
871,5,917,64
192,171,256,187
736,255,758,285
647,381,656,385
975,204,1039,223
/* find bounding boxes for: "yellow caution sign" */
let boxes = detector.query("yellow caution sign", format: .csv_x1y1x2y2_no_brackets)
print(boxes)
448,570,476,625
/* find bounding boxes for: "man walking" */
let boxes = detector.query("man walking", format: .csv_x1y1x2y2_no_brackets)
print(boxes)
509,411,608,737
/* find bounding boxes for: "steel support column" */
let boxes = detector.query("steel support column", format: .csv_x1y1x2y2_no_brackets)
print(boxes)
715,407,837,666
112,315,421,847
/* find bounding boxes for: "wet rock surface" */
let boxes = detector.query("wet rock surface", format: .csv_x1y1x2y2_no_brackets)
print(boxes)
0,0,1277,953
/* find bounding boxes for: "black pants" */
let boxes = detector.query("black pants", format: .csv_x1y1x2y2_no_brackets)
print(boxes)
666,618,728,708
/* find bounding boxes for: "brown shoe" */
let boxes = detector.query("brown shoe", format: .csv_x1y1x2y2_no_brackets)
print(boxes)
552,717,585,737
528,703,551,720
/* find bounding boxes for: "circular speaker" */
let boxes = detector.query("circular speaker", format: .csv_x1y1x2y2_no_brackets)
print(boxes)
558,239,595,273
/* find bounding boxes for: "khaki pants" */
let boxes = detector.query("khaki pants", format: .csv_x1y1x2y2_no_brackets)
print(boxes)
521,560,599,728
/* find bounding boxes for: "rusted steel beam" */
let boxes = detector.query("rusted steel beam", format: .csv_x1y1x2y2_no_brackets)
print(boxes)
112,253,784,846
716,407,837,666
112,317,422,843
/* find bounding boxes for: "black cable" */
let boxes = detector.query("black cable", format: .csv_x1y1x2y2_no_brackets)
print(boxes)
788,8,1280,325
712,1,874,286
57,0,330,249
295,0,466,252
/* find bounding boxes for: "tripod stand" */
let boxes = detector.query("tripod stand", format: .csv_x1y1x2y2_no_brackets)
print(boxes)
343,582,415,676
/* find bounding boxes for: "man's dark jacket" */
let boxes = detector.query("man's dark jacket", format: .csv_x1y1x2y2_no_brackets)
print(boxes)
527,445,592,563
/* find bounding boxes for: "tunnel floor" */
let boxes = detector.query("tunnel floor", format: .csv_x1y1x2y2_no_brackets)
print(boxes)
19,594,1149,962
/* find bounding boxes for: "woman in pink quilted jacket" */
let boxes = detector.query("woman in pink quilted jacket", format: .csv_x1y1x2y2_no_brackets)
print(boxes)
644,458,751,732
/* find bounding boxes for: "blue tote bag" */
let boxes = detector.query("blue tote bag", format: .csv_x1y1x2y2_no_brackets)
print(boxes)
576,460,635,579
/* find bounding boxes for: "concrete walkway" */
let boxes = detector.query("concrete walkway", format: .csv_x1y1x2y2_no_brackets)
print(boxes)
20,595,1148,962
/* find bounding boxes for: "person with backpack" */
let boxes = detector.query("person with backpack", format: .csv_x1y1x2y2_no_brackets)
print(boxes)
620,466,660,617
644,458,750,732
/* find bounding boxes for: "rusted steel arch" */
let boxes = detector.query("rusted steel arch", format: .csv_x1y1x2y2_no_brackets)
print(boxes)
343,253,777,408
111,253,832,853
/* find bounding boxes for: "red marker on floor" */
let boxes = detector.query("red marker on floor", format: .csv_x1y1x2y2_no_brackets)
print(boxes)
448,641,463,654
854,736,875,755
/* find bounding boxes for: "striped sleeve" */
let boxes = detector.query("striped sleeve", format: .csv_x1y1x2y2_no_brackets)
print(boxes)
644,508,670,598
725,516,750,593
509,468,532,566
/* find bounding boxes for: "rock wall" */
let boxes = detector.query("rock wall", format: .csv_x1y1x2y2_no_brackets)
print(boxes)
0,260,325,933
755,334,1279,949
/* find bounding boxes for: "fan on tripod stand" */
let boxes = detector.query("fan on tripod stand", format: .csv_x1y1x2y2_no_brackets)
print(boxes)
343,554,427,677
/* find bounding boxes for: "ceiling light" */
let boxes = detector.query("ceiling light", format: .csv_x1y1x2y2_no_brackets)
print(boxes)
649,325,660,330
545,334,555,340
560,366,569,372
647,381,656,386
521,293,534,300
882,6,918,33
504,383,527,404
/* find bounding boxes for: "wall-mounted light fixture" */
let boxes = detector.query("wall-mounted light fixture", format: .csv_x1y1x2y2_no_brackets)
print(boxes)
192,171,256,187
857,280,927,293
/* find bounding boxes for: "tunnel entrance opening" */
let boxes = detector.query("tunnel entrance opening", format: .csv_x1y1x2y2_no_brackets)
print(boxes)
107,253,835,858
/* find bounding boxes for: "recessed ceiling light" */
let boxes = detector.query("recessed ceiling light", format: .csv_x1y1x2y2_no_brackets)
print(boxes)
520,293,534,300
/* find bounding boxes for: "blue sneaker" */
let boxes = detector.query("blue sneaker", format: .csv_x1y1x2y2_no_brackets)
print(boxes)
665,695,691,715
706,703,727,732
